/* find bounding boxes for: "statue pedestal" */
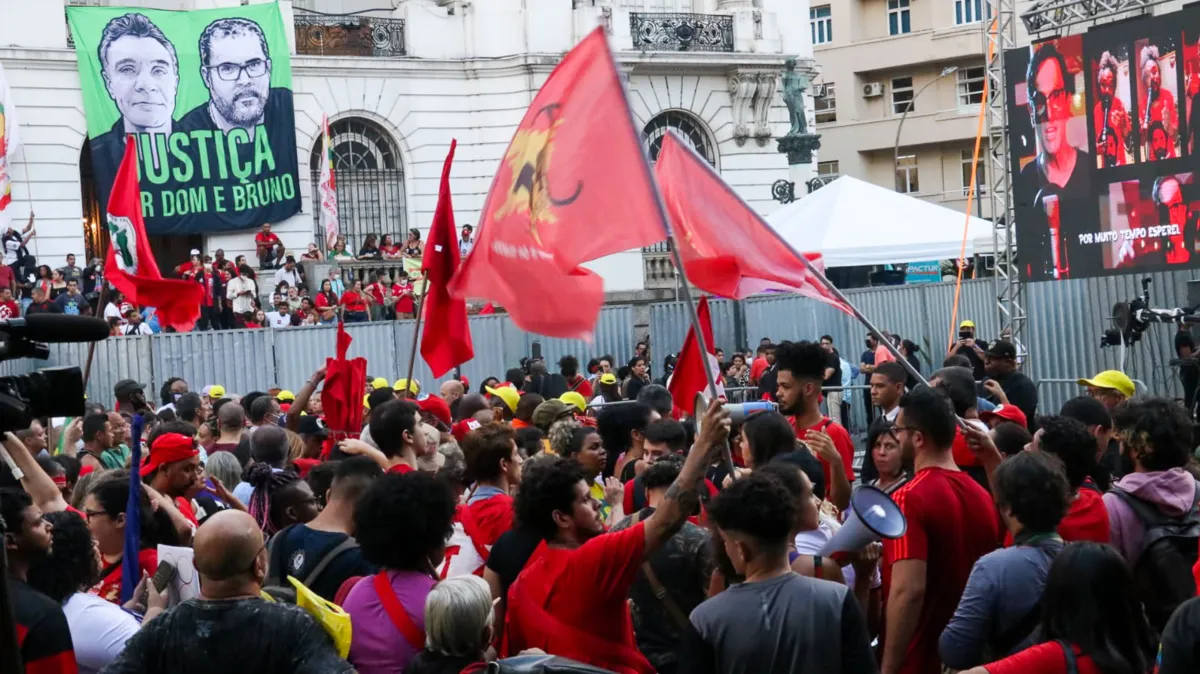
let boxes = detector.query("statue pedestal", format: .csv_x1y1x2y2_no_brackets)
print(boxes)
777,133,821,166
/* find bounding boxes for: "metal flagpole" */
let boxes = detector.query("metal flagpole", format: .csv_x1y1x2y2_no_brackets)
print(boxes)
400,275,430,400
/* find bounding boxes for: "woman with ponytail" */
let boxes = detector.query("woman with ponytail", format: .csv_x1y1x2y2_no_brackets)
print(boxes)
243,463,320,538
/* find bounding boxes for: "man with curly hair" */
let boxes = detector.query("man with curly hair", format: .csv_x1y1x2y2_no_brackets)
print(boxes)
502,400,731,673
679,471,875,673
439,425,523,577
1094,50,1132,166
1140,43,1178,160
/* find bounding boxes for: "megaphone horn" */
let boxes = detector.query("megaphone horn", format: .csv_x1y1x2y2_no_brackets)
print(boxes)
693,393,777,434
820,485,907,555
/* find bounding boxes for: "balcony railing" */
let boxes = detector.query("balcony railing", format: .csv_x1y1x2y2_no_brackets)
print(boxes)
630,12,734,52
294,10,406,58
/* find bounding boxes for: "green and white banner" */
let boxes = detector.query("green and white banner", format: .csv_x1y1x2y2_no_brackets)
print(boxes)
68,3,300,234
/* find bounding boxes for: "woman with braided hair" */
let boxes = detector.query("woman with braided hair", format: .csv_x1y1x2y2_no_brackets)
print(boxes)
243,463,320,537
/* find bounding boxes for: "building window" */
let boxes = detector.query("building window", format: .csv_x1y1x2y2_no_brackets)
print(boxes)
955,0,989,24
818,160,840,178
892,76,914,115
896,154,919,194
815,83,836,124
642,110,717,167
811,6,833,45
888,0,911,35
961,149,986,195
957,67,986,106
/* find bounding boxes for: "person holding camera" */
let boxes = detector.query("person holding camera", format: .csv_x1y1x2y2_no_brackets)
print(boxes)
950,321,987,381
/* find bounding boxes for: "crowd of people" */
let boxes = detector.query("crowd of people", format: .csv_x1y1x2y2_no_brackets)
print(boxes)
4,327,1200,674
0,220,480,333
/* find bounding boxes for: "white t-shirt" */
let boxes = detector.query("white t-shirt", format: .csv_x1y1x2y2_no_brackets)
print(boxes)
794,516,882,591
273,266,301,288
226,276,257,314
265,311,292,328
123,322,152,336
3,237,21,266
103,302,127,326
63,592,140,673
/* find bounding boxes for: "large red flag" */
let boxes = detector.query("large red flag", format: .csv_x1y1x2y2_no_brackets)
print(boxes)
420,140,474,377
667,296,716,418
321,321,366,447
450,27,667,339
654,132,850,313
105,138,204,331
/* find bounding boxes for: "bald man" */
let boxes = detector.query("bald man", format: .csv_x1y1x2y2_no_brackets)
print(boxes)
441,379,465,421
103,511,352,673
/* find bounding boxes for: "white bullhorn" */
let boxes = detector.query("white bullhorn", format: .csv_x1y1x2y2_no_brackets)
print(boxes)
693,393,777,434
820,485,907,555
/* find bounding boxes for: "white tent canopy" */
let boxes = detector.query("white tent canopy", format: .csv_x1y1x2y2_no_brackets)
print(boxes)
765,176,997,267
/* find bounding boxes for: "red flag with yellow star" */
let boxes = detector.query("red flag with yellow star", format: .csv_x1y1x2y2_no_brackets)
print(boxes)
449,27,666,339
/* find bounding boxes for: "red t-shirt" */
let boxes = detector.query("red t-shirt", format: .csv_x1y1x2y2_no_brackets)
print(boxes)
174,497,199,527
1003,487,1111,547
789,416,856,484
0,299,20,319
466,492,515,549
505,523,650,673
388,463,415,475
984,641,1098,674
749,356,768,384
254,231,280,248
367,283,387,306
91,548,159,604
567,375,593,399
0,264,15,290
314,293,336,309
882,467,999,674
341,291,367,312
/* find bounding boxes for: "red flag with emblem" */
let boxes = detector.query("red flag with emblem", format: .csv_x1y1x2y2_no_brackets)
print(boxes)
667,296,716,418
450,27,667,339
654,131,851,313
104,138,205,331
420,140,474,377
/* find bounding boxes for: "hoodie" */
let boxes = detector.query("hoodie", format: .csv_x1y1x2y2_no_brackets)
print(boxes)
1102,467,1198,565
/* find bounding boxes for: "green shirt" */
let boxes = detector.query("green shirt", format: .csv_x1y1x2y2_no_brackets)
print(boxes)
100,444,131,470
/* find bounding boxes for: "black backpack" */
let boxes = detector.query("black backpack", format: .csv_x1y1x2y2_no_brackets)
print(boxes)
1111,482,1200,634
263,525,359,603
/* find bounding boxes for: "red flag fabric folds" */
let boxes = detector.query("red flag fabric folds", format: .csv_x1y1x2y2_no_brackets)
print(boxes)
654,132,850,313
321,322,366,445
420,140,474,378
104,138,205,331
667,296,716,419
450,27,667,339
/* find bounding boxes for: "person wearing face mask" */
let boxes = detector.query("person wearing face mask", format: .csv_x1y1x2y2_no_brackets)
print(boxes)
102,510,352,673
340,472,458,673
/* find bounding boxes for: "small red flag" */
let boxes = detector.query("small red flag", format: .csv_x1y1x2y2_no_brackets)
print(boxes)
104,138,205,331
654,132,850,313
420,141,474,378
667,296,716,419
450,28,667,338
479,303,495,315
321,321,366,447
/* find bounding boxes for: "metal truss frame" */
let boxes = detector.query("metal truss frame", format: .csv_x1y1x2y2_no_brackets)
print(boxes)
984,0,1022,344
1019,0,1171,35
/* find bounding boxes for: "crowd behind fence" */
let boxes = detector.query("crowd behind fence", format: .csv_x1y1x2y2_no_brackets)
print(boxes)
1,274,1195,410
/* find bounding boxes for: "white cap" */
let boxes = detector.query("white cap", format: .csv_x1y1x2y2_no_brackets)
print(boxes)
190,248,201,256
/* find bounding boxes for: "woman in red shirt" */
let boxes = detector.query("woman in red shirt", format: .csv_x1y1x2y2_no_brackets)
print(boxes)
366,274,389,319
314,279,339,324
84,471,181,604
244,309,265,329
341,279,371,323
392,272,416,318
380,233,401,259
964,542,1155,674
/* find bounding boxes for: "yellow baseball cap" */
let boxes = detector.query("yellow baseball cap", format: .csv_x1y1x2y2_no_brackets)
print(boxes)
363,394,371,408
486,385,520,413
598,373,618,385
207,385,226,399
394,378,420,394
276,390,295,402
371,377,389,390
560,391,587,413
959,320,975,329
1078,370,1135,398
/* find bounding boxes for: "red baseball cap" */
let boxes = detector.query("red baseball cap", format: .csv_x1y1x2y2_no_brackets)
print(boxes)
452,418,483,443
980,404,1028,430
416,393,452,429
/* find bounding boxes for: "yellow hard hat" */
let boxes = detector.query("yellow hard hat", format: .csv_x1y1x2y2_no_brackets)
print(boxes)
393,378,419,394
207,385,226,399
276,390,295,402
959,320,975,329
371,377,389,390
559,391,587,413
486,385,520,413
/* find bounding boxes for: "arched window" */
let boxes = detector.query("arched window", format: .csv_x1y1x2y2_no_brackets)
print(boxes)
310,117,406,254
642,110,717,167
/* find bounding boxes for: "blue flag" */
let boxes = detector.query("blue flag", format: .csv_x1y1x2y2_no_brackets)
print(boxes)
120,414,144,605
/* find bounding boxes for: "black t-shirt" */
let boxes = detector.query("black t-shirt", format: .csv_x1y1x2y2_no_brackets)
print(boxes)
102,598,352,673
995,370,1039,428
271,525,375,602
1177,329,1197,358
25,301,62,315
1158,595,1200,673
758,364,778,401
12,578,75,672
1016,150,1101,280
823,350,842,388
954,342,987,381
486,526,542,595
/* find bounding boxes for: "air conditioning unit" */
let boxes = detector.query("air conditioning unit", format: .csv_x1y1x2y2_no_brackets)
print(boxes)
813,83,829,99
863,82,884,98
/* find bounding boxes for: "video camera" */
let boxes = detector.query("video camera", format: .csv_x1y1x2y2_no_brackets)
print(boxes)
0,315,110,433
1104,277,1200,348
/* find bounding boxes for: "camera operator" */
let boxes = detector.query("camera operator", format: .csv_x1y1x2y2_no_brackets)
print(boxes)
114,379,152,417
949,320,987,381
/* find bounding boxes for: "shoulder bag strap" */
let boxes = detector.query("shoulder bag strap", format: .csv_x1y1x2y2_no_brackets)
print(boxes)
813,554,824,580
374,571,426,650
265,524,297,588
640,561,691,632
301,537,359,588
1059,641,1078,674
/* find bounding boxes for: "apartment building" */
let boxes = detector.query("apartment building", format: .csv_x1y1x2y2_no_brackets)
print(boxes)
810,0,995,219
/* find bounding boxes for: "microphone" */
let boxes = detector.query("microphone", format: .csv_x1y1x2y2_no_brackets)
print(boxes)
0,315,110,343
1145,88,1156,135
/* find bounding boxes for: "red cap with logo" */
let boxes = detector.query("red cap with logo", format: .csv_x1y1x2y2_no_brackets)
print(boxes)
980,404,1028,430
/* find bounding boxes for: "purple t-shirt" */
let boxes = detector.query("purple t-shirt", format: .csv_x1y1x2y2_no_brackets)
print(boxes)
342,569,436,673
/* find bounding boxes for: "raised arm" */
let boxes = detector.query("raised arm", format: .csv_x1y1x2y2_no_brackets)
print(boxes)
3,432,68,514
642,398,729,557
287,367,326,432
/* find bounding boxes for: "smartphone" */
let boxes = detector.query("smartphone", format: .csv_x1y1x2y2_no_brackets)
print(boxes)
958,330,971,340
152,560,177,594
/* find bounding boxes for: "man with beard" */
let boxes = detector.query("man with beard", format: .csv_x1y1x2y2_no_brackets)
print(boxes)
1149,120,1176,160
141,430,205,532
1124,174,1195,267
502,401,730,673
1140,44,1178,161
89,13,179,175
879,387,998,674
1094,50,1131,167
2,488,77,673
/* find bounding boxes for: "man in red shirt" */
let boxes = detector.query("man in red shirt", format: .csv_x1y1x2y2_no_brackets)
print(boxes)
141,431,205,528
1026,416,1110,544
255,223,284,269
444,425,522,576
749,342,772,385
369,399,432,474
503,399,731,673
559,355,593,399
0,286,21,319
882,386,999,674
773,340,854,511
